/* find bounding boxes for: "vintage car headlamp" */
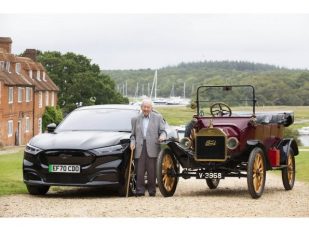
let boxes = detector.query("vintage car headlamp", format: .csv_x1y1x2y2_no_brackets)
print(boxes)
227,137,239,150
25,144,42,155
92,145,123,156
179,137,192,150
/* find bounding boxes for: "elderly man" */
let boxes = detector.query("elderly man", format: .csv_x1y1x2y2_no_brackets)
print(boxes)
130,99,166,196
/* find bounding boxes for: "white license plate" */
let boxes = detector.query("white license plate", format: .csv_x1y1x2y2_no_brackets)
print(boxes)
48,165,80,173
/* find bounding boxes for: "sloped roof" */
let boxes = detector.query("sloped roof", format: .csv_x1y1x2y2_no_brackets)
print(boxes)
0,52,59,91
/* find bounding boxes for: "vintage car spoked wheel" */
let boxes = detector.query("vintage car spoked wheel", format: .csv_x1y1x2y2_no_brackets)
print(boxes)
157,148,179,197
26,185,50,195
206,179,220,189
247,147,266,199
210,102,232,117
282,149,295,190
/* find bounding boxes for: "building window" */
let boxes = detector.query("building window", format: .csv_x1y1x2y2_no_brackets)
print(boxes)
38,118,42,134
29,70,33,79
26,87,31,102
39,91,42,108
18,87,23,103
8,87,13,104
0,61,4,70
51,91,55,106
5,61,10,72
8,120,13,137
25,117,30,133
36,70,41,81
43,71,47,81
16,63,21,75
45,91,49,106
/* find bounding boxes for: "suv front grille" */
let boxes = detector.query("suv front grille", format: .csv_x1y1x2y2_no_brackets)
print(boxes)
39,150,95,166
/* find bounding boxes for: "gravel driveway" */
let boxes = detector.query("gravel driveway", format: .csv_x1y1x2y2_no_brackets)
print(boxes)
1,174,308,217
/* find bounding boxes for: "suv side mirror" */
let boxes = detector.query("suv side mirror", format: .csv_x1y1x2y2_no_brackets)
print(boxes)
47,123,57,133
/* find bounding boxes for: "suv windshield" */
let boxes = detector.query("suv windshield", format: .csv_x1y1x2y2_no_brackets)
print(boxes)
56,108,139,132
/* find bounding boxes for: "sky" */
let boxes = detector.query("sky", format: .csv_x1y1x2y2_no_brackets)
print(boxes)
1,14,309,70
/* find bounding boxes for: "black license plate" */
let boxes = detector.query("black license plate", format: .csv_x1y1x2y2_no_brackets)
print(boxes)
196,172,224,179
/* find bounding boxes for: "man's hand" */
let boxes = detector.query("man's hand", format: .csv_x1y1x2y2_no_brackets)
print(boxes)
158,137,165,143
130,143,135,151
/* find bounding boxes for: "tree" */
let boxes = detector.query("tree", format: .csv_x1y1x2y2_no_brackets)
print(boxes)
42,106,63,132
37,51,128,113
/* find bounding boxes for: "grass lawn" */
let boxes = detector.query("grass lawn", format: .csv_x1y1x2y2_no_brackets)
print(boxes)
0,148,308,196
0,151,27,196
295,151,309,182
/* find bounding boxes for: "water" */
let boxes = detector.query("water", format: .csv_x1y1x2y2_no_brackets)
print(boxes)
298,135,309,146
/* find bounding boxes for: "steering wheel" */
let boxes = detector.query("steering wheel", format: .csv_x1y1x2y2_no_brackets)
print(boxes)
210,102,232,117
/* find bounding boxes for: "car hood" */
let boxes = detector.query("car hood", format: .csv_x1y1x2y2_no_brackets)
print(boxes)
29,131,131,150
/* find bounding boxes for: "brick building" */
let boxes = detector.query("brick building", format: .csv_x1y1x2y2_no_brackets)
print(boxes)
0,37,59,146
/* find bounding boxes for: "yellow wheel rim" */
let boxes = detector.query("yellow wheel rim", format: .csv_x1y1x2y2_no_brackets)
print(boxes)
252,153,264,193
162,154,176,192
287,154,294,184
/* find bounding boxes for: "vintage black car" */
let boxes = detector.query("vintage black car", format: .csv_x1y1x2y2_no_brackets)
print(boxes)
155,85,299,199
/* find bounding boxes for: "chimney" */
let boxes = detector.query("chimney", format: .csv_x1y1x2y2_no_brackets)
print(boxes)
0,37,12,53
23,49,37,61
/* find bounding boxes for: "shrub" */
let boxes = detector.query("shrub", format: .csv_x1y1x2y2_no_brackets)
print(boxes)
42,106,63,132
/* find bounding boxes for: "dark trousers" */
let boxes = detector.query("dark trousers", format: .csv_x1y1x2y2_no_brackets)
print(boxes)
135,140,157,195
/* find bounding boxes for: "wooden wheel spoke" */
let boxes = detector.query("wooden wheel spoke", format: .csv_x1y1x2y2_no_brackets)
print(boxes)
160,153,176,193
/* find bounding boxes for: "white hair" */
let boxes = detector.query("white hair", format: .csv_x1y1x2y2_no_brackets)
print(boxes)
141,98,153,107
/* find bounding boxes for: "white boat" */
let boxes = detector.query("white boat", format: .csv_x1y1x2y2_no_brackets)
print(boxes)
298,127,309,135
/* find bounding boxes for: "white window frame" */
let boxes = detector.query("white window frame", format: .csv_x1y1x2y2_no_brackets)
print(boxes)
18,87,23,103
51,91,55,106
36,70,41,81
8,87,13,104
15,63,21,75
26,87,31,102
43,71,47,81
29,69,33,79
25,117,30,133
45,91,49,106
0,61,4,70
39,91,42,108
38,118,42,134
8,120,13,137
5,61,10,72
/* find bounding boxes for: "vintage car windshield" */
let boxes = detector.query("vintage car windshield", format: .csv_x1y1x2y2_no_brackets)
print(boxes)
197,85,255,116
56,108,139,132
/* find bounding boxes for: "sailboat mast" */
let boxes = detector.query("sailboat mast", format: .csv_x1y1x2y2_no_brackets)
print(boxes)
154,70,157,99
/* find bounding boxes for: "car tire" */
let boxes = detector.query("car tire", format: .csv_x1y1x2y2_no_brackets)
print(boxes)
247,147,266,199
282,148,295,190
156,148,179,197
26,185,50,195
118,159,136,197
206,179,220,189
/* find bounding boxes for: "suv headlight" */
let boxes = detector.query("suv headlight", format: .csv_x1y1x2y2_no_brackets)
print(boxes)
25,144,42,155
92,145,123,156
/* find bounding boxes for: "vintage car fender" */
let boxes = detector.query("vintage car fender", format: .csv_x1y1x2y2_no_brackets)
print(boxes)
246,140,271,169
277,138,299,164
